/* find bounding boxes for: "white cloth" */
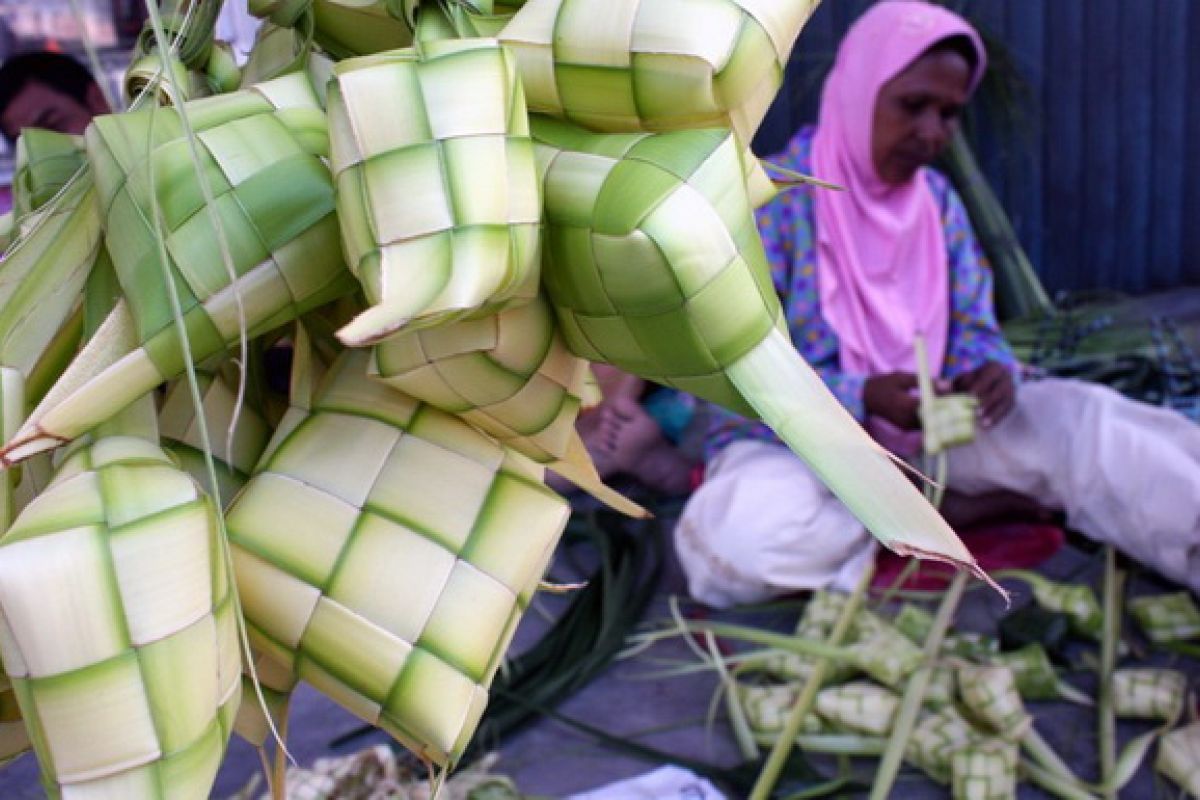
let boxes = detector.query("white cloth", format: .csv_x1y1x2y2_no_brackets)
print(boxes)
216,3,262,64
675,379,1200,608
568,766,725,800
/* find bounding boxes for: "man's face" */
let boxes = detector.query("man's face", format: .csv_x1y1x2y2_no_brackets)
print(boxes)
870,49,971,185
1,80,98,141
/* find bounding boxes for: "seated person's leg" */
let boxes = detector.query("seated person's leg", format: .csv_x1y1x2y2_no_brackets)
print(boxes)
675,440,876,608
946,378,1200,592
554,365,696,496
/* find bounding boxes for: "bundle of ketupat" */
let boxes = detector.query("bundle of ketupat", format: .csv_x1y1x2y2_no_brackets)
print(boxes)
0,0,1010,792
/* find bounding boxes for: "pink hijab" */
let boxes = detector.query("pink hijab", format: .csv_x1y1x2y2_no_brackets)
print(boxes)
812,1,986,378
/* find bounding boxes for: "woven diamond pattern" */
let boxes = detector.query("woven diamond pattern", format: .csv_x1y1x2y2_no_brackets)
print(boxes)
370,294,590,464
1130,592,1200,644
814,682,900,737
499,0,818,141
535,117,783,415
920,393,978,455
957,665,1031,740
226,351,570,765
0,437,240,796
1112,668,1186,722
906,707,982,784
329,38,541,345
86,72,355,381
12,129,87,220
950,740,1019,800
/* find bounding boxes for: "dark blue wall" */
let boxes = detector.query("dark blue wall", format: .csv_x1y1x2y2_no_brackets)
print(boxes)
753,0,1200,297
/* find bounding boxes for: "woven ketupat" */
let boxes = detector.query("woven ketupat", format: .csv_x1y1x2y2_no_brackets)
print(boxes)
1111,668,1186,722
736,677,822,738
849,608,923,688
225,350,571,765
957,665,1032,740
0,435,241,798
814,682,900,737
87,72,350,370
369,294,586,464
498,0,817,140
0,72,357,466
906,707,983,784
992,644,1059,701
499,0,819,207
367,295,646,515
920,393,978,455
1156,721,1200,796
533,116,780,415
329,38,542,347
1130,592,1200,644
1016,575,1103,639
762,590,857,684
532,114,989,579
950,740,1018,800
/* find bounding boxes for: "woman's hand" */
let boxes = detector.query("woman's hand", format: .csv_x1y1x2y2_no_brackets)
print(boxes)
863,372,921,430
952,361,1016,427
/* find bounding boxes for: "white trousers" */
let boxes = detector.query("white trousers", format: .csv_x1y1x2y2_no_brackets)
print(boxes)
675,379,1200,608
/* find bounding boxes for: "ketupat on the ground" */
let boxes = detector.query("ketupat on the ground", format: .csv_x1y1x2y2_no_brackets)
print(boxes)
0,0,1025,797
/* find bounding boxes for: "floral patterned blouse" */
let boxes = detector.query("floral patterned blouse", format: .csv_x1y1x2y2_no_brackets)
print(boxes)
704,126,1018,461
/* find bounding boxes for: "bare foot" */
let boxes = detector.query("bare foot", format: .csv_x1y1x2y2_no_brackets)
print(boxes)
597,396,664,473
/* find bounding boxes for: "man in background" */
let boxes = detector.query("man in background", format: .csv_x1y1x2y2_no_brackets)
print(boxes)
0,51,109,143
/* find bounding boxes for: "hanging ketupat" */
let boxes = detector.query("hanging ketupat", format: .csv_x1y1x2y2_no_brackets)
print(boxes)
0,404,241,798
225,350,570,765
0,0,1018,791
328,34,542,346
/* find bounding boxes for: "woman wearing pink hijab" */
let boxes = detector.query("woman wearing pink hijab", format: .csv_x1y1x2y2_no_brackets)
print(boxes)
675,1,1200,607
